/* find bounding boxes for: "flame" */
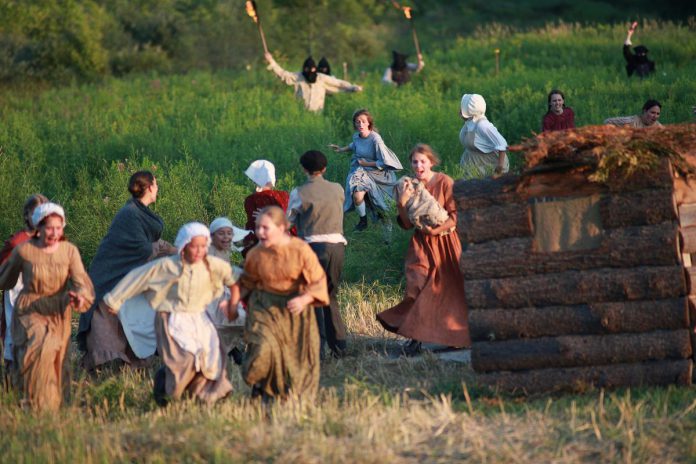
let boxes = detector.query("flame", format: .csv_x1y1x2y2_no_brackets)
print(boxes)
403,7,412,19
245,1,258,23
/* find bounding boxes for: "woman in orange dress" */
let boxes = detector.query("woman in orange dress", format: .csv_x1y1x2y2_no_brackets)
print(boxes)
377,144,470,355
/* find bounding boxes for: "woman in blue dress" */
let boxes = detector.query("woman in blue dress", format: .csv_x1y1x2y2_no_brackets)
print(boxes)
329,109,403,231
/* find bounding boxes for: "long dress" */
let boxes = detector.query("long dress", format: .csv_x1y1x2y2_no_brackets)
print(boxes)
78,198,164,369
459,118,509,177
242,189,291,257
377,173,470,348
206,245,245,354
103,255,236,404
0,240,94,411
241,237,329,399
343,131,403,218
0,230,32,363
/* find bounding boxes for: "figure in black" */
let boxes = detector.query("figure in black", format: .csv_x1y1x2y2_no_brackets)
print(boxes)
623,22,654,78
382,51,424,86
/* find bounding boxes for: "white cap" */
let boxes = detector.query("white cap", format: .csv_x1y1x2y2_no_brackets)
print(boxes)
209,217,252,243
244,160,276,188
31,202,65,228
174,222,211,254
460,93,487,121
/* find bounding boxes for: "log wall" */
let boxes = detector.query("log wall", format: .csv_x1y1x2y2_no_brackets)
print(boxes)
455,167,694,393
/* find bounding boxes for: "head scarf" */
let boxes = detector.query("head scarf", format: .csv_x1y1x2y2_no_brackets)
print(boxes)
460,94,487,122
174,222,211,255
317,57,331,75
209,217,252,243
32,202,65,228
244,160,276,189
302,56,317,83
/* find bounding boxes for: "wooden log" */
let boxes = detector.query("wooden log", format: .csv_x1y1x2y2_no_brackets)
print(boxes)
470,298,688,342
600,189,677,229
465,265,685,310
477,360,692,394
454,175,521,211
472,330,692,372
457,203,532,244
461,222,680,280
680,226,696,254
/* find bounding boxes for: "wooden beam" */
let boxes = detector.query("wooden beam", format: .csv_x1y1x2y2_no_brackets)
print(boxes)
461,222,680,280
472,330,692,372
600,189,677,229
457,203,532,244
465,265,685,310
477,360,692,394
470,298,688,342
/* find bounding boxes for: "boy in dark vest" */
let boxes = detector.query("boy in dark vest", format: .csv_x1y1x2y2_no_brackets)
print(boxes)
287,150,348,358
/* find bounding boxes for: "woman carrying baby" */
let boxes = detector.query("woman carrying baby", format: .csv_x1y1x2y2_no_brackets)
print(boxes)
376,144,470,356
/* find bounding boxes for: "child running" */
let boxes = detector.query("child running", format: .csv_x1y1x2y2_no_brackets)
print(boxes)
100,222,238,406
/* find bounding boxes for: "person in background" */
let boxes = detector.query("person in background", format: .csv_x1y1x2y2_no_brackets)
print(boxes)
382,50,424,86
377,145,469,356
0,203,94,411
242,160,294,258
604,99,663,128
234,206,328,401
287,150,348,359
79,171,175,371
459,94,509,177
264,53,362,112
100,222,238,406
0,194,48,372
317,57,331,76
623,21,655,78
329,109,403,232
542,89,575,132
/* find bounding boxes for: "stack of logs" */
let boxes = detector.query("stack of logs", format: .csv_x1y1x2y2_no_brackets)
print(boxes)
454,163,694,393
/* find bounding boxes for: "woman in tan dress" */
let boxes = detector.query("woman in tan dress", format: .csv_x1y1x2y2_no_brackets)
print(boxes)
234,206,329,401
101,222,238,406
377,145,470,355
0,203,94,411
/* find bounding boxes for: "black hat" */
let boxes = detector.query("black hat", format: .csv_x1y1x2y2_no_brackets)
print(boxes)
317,57,331,75
300,150,327,173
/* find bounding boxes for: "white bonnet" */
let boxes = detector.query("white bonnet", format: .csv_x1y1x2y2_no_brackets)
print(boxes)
209,217,252,243
244,160,276,188
32,202,65,228
174,222,211,254
460,94,487,121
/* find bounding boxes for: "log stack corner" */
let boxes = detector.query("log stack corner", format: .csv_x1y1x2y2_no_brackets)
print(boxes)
454,123,696,394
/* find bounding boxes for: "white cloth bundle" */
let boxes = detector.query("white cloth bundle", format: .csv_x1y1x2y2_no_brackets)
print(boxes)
395,176,450,231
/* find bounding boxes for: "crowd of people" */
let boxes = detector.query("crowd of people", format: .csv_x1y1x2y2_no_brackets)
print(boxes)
0,22,682,412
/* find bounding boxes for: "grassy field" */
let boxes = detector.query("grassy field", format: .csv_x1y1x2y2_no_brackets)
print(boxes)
1,20,696,462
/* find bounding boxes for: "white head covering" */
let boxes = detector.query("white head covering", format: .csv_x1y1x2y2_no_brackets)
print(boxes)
174,222,211,254
460,94,487,122
209,217,252,243
31,202,65,228
244,160,276,189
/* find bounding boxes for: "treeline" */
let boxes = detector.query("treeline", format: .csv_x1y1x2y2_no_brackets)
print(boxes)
0,0,692,84
0,0,394,83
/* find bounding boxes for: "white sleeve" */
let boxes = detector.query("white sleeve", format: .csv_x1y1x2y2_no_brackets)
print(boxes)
286,188,302,225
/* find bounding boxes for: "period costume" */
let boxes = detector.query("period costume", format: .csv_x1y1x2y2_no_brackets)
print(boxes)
377,173,470,348
0,204,94,411
603,114,663,128
343,131,403,217
242,160,292,257
241,237,329,399
382,51,424,86
623,41,655,78
1,230,32,364
288,174,348,357
459,94,509,177
542,107,575,132
266,55,361,112
104,223,236,404
78,197,165,369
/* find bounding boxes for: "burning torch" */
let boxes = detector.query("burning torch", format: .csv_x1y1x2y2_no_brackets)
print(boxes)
402,7,422,59
245,1,269,55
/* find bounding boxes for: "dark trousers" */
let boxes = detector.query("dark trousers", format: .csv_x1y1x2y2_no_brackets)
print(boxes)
309,242,347,357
